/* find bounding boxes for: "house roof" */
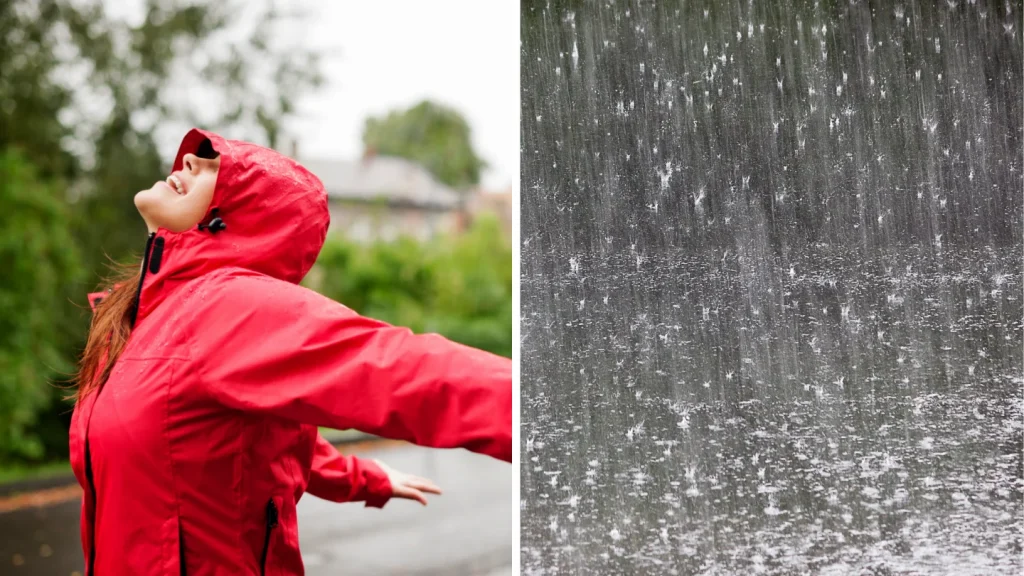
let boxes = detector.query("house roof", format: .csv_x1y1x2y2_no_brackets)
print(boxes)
300,156,463,210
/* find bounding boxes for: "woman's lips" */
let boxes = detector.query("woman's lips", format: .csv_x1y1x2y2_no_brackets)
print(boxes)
156,180,184,196
167,174,186,195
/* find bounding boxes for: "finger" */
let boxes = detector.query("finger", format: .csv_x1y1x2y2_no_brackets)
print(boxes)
404,487,429,506
391,483,423,502
410,480,442,495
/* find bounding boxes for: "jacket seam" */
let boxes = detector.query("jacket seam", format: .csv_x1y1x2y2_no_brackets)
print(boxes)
118,355,190,362
165,360,184,574
236,416,247,572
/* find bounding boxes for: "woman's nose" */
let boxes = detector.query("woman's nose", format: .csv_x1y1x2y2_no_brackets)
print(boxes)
182,153,199,173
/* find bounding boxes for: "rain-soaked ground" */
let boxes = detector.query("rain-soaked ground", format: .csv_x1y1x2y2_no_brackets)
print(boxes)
522,244,1022,574
520,0,1022,574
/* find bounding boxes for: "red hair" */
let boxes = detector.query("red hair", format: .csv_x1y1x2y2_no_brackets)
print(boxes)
73,263,141,402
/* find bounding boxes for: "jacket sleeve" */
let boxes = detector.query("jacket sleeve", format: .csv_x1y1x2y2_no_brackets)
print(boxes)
306,433,393,508
193,273,512,462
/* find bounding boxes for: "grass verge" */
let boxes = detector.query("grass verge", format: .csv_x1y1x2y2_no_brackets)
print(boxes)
0,461,73,485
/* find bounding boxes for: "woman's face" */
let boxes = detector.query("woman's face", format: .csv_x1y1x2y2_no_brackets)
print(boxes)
134,152,220,233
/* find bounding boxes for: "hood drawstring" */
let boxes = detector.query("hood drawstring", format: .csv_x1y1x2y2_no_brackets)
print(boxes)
198,208,227,234
129,233,164,329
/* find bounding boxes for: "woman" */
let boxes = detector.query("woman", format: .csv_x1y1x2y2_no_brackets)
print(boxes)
70,128,512,575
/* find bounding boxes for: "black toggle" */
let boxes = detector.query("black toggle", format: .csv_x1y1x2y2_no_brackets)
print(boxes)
198,208,227,234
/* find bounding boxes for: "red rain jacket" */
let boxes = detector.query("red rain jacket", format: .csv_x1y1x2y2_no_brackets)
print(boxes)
69,129,512,575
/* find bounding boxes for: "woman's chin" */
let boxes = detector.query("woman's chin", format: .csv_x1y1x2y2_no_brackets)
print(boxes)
134,190,184,233
135,187,170,211
133,181,212,234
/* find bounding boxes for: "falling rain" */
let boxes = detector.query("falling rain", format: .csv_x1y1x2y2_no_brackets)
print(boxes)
521,1,1023,574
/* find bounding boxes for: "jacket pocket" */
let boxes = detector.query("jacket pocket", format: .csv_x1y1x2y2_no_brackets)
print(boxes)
260,498,280,576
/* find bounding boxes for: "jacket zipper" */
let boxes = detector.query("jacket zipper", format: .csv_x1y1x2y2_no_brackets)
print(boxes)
260,499,278,576
84,438,98,575
179,523,187,576
129,233,157,328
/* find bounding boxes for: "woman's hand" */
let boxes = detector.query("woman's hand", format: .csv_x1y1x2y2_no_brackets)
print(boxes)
373,459,442,506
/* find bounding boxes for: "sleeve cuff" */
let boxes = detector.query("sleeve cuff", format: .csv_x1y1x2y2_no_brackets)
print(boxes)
361,459,393,508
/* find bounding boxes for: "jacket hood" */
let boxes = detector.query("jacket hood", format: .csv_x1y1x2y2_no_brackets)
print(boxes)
133,128,330,324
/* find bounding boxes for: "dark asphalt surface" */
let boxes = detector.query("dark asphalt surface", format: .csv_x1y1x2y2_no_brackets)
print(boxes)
0,442,515,575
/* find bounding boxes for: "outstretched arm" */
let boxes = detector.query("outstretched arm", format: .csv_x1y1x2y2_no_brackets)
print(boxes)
192,271,512,462
308,434,444,507
306,433,393,507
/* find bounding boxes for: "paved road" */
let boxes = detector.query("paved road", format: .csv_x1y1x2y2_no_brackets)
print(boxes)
0,442,515,575
299,443,516,576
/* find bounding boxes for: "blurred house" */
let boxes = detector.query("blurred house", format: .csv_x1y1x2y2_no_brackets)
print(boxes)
300,151,464,242
458,187,513,238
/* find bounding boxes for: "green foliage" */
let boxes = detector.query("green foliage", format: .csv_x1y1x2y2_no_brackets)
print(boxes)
0,0,324,468
314,215,512,358
0,149,84,462
2,0,326,283
362,100,487,192
0,0,77,180
0,0,504,473
0,459,72,486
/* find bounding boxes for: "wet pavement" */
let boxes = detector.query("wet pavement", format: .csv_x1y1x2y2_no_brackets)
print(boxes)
0,442,515,575
299,443,515,576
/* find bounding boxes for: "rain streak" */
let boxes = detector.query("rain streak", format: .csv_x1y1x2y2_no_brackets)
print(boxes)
521,1,1023,574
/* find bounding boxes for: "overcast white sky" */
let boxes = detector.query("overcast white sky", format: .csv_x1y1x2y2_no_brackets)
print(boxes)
105,0,519,192
287,1,519,192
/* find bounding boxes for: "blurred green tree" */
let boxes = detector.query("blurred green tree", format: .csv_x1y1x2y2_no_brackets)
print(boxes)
2,0,324,278
0,1,77,180
0,150,85,462
0,0,324,466
362,100,487,192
